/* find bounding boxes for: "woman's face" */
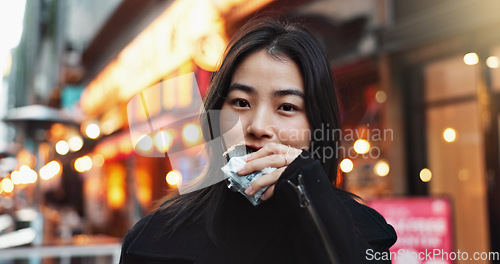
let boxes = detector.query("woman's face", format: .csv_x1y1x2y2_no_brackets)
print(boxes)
220,49,311,151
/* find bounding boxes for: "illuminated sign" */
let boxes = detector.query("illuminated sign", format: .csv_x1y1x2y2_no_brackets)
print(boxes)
81,0,227,116
369,197,454,264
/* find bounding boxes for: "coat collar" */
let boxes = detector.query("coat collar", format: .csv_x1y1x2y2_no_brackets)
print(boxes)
126,188,287,262
126,209,209,261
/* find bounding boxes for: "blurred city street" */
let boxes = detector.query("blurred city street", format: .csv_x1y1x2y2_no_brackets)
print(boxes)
0,0,499,263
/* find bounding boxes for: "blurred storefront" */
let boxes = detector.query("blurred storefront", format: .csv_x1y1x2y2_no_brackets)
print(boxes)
382,0,500,262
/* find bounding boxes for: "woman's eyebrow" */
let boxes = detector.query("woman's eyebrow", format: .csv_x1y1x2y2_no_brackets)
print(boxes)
228,83,304,98
273,89,305,99
228,83,256,94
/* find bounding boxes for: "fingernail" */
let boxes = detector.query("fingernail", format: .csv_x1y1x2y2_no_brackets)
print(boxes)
242,154,250,161
245,186,253,195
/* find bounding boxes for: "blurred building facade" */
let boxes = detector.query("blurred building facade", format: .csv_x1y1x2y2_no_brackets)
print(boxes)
0,0,498,263
383,0,500,260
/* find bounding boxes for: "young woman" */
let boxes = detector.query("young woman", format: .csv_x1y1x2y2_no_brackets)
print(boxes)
120,17,397,264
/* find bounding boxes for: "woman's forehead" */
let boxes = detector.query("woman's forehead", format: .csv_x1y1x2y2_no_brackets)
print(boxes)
229,49,304,94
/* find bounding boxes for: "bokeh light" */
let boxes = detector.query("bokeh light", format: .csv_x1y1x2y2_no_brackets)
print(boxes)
19,165,37,184
375,90,387,104
68,135,84,152
463,52,479,65
486,56,499,69
85,123,101,139
154,130,173,153
55,140,70,155
443,128,457,143
74,156,92,173
420,168,432,182
340,158,354,173
10,171,21,185
1,178,14,193
11,166,39,184
166,170,182,186
374,160,390,177
39,160,61,180
354,139,370,154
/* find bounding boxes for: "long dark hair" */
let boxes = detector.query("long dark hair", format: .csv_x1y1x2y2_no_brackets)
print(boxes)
157,17,341,243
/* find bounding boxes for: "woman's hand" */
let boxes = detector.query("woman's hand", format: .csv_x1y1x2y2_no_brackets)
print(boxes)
237,143,303,201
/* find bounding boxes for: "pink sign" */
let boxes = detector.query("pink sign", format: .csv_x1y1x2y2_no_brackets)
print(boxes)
369,197,453,264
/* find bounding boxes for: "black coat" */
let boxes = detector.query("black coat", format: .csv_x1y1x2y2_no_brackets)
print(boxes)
120,151,397,264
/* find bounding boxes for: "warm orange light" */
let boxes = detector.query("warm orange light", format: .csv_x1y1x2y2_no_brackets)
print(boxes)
354,139,370,154
420,168,432,182
18,165,37,184
1,178,14,193
339,159,353,173
17,149,35,167
10,171,21,185
107,164,125,209
193,32,227,72
39,161,62,180
374,160,390,177
68,135,84,152
166,170,182,186
50,123,67,139
486,56,499,69
108,187,125,209
154,130,173,153
85,123,101,139
74,156,92,173
92,154,105,167
118,137,134,156
375,91,387,104
443,128,457,143
56,140,70,155
463,52,479,65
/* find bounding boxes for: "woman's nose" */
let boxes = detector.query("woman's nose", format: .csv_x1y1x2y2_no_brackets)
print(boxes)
246,107,274,139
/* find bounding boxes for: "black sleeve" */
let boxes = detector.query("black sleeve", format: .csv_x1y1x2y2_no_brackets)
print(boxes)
273,150,397,264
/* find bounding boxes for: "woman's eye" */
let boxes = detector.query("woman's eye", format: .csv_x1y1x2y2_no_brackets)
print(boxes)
231,99,250,108
278,104,298,112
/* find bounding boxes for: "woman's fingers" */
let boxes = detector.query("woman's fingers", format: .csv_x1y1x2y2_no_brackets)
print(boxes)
245,167,284,196
238,143,301,175
237,153,286,175
237,143,302,201
260,184,275,201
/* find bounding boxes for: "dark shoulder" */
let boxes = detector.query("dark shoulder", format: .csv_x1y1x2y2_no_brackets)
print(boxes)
336,190,397,251
121,211,156,254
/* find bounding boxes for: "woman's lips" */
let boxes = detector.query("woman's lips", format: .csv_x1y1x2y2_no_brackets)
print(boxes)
245,145,262,152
